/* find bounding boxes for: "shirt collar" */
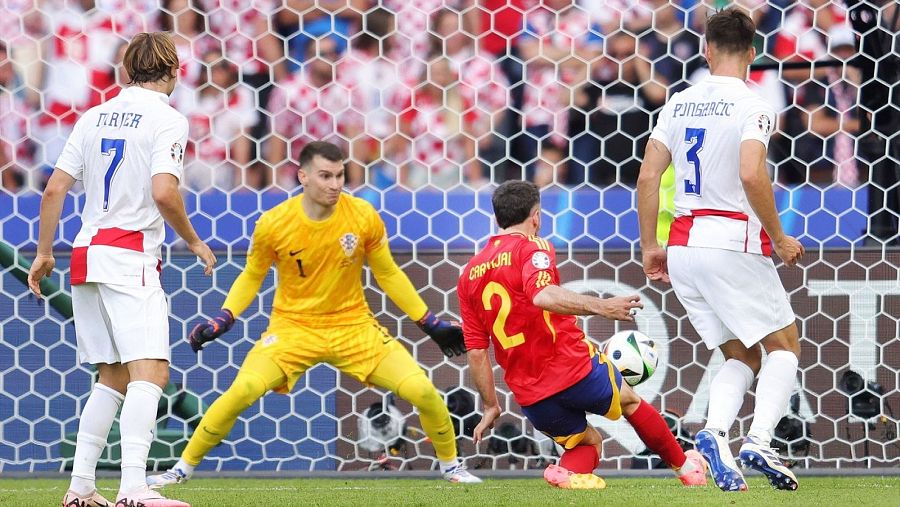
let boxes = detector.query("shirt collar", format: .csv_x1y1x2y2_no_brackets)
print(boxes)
703,74,747,86
120,86,171,104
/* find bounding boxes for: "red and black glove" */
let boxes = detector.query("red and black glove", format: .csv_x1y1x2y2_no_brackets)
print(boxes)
188,309,235,352
417,311,467,358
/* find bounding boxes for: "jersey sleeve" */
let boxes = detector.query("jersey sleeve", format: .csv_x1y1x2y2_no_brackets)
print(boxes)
55,117,86,180
740,102,777,148
520,238,558,302
458,277,491,350
150,114,189,180
363,201,389,253
244,214,277,278
648,100,672,150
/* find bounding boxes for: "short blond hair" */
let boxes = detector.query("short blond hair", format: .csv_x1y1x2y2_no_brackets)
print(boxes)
123,32,179,85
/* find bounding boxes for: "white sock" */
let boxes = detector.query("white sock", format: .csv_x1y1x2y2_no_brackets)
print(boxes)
439,459,460,471
748,350,799,444
118,381,163,495
173,458,195,476
69,383,124,496
705,359,756,432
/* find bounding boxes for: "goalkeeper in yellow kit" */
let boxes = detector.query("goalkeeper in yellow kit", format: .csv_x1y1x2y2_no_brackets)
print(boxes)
148,141,481,485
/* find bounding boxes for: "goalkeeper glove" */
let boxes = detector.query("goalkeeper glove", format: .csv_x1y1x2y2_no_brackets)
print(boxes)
188,309,235,352
416,311,467,358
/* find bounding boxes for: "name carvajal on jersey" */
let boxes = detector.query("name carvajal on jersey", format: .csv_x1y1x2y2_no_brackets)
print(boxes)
95,111,143,128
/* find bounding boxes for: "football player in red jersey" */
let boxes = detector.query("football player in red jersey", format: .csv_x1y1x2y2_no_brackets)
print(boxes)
458,180,708,489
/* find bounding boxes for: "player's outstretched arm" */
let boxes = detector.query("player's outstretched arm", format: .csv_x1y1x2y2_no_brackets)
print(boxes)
468,348,501,446
739,140,805,266
368,242,466,357
637,138,673,283
151,173,216,275
188,255,270,352
189,215,276,353
27,169,76,298
188,270,268,352
533,285,643,321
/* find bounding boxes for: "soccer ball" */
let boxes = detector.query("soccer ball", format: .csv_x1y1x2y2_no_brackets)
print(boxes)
602,330,659,387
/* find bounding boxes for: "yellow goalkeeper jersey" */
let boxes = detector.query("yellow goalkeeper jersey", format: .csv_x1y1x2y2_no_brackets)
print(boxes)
244,193,390,327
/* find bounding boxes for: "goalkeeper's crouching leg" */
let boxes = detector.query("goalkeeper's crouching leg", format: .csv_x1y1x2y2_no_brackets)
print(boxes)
182,356,286,466
395,373,458,463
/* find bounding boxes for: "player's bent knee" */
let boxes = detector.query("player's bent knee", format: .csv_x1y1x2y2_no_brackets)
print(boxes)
721,342,762,374
618,383,642,418
396,374,445,415
223,371,269,410
761,323,801,357
553,428,592,450
126,358,170,388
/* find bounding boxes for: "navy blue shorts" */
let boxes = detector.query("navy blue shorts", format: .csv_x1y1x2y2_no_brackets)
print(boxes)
520,353,623,448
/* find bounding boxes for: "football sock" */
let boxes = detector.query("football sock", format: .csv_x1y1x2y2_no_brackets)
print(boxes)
119,381,163,495
439,459,460,471
182,365,276,466
626,400,686,468
69,383,124,496
172,458,195,476
706,358,755,432
396,373,458,463
748,350,799,444
559,444,599,474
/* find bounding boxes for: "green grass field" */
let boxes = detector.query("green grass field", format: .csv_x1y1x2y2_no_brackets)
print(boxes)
1,476,897,506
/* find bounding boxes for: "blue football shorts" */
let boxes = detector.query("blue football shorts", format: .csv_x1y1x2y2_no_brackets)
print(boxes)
520,353,623,449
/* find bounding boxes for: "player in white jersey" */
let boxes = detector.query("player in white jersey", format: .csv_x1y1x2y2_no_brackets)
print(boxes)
636,9,805,493
28,32,215,507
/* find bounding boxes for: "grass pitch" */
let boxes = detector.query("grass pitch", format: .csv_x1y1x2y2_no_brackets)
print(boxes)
1,476,896,506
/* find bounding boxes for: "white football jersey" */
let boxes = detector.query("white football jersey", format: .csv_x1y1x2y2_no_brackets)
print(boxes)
56,86,188,287
649,74,777,255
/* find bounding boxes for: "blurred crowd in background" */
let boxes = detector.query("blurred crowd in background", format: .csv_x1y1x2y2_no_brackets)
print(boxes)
0,0,887,193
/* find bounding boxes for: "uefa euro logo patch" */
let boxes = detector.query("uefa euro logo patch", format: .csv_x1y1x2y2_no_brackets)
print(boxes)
171,142,184,164
339,232,358,257
531,251,551,269
757,114,772,134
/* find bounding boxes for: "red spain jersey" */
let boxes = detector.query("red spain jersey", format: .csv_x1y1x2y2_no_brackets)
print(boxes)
458,233,594,406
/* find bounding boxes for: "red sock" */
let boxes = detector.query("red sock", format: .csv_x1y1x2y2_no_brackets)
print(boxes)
559,444,599,474
626,400,686,468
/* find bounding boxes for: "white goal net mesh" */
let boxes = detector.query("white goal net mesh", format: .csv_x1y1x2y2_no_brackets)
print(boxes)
0,0,897,473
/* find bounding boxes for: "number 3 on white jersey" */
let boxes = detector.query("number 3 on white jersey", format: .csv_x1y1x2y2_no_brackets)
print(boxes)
683,128,706,196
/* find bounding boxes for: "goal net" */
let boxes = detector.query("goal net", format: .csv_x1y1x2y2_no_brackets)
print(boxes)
0,0,897,473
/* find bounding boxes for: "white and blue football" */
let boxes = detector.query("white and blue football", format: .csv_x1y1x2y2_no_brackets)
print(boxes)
602,330,659,387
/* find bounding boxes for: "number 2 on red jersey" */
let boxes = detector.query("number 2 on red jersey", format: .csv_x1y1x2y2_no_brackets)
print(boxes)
481,281,525,350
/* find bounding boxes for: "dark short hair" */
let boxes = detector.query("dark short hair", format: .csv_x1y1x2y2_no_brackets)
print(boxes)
123,32,179,84
706,8,756,54
492,180,540,229
298,141,344,168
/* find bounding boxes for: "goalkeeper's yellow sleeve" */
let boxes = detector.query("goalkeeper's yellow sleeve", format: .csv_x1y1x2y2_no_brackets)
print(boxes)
221,269,266,318
367,242,429,321
657,164,676,246
222,213,275,317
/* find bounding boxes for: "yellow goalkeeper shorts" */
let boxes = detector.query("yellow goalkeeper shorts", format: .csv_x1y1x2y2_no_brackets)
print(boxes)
244,319,405,394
